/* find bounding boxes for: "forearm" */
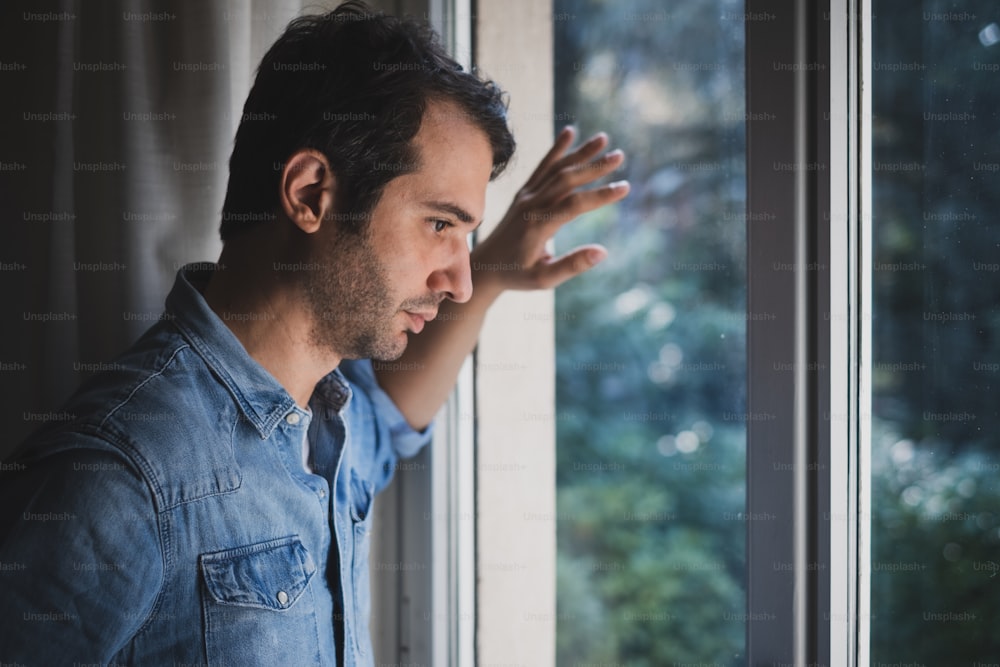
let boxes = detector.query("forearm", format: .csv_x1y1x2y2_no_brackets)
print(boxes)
374,268,503,430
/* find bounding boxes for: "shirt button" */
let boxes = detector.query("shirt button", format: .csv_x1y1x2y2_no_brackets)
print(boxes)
318,488,326,498
285,412,301,426
277,590,289,606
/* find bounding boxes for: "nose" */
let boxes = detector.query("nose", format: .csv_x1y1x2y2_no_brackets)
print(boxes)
428,240,473,304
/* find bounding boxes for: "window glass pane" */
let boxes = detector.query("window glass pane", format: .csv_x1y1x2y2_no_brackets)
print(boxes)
553,2,746,663
871,1,1000,661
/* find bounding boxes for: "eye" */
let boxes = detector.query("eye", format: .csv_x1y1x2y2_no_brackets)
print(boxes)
431,219,454,233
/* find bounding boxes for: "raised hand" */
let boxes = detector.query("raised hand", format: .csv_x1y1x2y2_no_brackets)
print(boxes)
471,125,630,299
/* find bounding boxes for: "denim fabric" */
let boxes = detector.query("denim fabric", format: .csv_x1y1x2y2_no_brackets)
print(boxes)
0,265,431,666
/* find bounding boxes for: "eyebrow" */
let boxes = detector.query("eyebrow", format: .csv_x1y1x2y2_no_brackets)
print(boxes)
423,200,481,229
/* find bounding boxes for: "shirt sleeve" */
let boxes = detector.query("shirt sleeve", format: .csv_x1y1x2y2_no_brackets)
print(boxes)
338,358,434,460
0,440,164,665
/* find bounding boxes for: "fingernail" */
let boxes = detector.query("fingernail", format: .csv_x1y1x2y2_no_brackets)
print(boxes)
606,149,624,159
587,248,607,265
609,180,630,191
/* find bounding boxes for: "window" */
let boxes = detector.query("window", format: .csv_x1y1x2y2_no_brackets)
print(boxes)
478,0,877,663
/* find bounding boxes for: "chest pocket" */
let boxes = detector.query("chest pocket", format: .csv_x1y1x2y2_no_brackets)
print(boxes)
200,536,320,664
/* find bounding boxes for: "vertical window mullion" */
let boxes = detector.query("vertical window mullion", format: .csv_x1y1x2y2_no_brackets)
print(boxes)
745,1,833,662
829,1,867,665
855,0,873,664
828,0,856,664
473,1,557,664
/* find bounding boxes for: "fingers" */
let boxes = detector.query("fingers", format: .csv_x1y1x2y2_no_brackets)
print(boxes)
523,126,577,190
524,127,616,193
535,179,630,232
533,244,608,289
542,147,625,203
545,132,610,181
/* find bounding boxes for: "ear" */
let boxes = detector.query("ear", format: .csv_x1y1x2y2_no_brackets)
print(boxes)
279,149,336,234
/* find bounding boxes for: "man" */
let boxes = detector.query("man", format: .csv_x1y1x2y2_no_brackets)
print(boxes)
0,2,628,665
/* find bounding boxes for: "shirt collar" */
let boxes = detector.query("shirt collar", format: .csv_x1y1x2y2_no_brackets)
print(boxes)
166,263,349,439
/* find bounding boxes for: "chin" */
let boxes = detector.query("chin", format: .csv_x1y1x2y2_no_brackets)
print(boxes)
368,334,408,362
371,350,406,363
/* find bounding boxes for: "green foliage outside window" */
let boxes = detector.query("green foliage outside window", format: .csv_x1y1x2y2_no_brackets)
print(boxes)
554,1,746,663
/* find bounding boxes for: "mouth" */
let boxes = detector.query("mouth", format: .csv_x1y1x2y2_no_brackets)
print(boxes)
404,310,437,334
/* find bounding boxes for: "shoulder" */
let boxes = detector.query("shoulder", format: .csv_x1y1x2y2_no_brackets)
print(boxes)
14,328,243,511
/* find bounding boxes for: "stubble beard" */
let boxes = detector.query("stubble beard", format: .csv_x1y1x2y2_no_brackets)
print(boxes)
304,228,406,362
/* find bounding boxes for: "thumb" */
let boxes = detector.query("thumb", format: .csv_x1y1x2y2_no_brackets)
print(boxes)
535,244,607,289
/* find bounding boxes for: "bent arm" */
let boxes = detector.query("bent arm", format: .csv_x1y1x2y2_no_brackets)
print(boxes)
375,127,630,430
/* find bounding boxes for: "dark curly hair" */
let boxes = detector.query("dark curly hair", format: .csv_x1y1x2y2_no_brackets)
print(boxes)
220,0,515,239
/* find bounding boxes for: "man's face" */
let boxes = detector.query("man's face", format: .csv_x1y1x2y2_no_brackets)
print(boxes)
305,100,494,361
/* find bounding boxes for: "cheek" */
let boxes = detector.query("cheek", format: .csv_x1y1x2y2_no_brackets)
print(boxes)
379,252,429,300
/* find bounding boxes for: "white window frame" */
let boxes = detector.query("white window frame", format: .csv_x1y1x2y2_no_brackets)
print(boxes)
473,0,558,664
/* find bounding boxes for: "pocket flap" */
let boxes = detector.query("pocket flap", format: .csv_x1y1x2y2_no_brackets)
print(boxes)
200,536,315,610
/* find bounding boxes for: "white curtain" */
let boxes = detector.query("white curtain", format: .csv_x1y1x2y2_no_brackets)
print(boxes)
1,0,329,452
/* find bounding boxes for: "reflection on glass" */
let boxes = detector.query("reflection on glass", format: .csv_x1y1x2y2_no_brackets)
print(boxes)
871,0,1000,662
553,1,746,663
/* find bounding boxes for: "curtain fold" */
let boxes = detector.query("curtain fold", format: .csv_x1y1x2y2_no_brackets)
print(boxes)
1,0,310,452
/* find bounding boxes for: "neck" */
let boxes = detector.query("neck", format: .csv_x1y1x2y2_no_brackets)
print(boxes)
202,235,340,408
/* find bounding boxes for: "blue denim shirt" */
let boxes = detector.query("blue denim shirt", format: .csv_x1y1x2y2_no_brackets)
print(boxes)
0,265,431,666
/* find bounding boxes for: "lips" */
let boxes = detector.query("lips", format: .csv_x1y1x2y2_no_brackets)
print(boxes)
404,310,436,334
